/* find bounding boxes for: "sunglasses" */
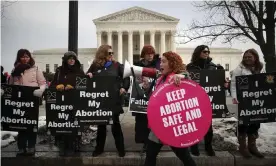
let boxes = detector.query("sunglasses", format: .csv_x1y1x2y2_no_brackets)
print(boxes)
202,50,210,54
243,56,253,59
108,52,114,55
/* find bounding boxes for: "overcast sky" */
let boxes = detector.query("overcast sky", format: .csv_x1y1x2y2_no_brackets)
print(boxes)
1,0,262,72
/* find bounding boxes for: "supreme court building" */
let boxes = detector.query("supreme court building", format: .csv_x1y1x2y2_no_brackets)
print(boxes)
33,6,243,78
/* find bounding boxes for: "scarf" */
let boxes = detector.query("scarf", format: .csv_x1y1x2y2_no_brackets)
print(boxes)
104,61,112,68
12,64,31,77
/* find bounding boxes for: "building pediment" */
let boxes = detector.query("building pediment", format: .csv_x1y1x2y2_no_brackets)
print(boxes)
93,6,179,23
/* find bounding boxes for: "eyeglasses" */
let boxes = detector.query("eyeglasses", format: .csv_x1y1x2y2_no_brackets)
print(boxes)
202,50,210,54
108,52,114,55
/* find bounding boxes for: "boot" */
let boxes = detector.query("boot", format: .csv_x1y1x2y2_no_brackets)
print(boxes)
238,134,252,158
142,143,147,153
17,149,26,156
204,130,215,156
26,148,35,156
117,145,126,157
118,150,126,157
92,149,104,157
248,134,264,158
65,142,75,157
190,144,200,156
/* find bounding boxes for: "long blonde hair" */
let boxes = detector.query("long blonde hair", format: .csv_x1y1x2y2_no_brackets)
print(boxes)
92,45,116,68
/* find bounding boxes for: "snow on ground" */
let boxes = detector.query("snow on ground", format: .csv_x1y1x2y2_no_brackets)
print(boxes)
257,123,276,154
213,117,276,154
1,116,47,147
1,131,18,147
1,116,98,147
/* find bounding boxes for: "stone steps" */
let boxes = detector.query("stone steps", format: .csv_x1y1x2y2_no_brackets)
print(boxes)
2,151,276,166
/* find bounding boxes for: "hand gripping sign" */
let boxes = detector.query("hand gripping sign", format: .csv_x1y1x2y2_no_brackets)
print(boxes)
147,79,212,148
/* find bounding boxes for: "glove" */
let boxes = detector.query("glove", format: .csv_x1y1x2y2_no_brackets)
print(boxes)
33,89,44,98
56,84,65,91
65,84,74,90
1,89,4,96
87,72,93,78
33,85,46,97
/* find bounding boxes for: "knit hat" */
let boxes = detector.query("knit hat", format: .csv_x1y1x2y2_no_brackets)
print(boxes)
63,51,77,61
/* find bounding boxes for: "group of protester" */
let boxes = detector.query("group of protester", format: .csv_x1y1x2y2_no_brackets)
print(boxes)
1,43,266,165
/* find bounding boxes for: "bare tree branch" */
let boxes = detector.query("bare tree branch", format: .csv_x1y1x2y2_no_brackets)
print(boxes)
178,0,276,71
244,1,264,23
224,1,259,44
1,0,17,19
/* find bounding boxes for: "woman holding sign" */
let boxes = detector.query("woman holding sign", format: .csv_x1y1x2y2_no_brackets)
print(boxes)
132,45,160,152
9,49,46,156
50,51,85,155
87,45,130,157
231,49,265,158
186,45,224,156
144,51,196,166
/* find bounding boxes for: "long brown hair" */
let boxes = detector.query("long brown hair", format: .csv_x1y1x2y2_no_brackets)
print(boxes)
242,49,263,73
191,45,210,63
92,45,116,68
14,49,35,67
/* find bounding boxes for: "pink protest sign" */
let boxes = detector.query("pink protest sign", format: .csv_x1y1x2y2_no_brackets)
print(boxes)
147,79,212,148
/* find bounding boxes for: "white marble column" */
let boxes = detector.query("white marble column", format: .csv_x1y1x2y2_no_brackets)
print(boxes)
161,31,166,55
139,30,145,52
97,31,102,48
107,30,112,46
128,31,133,65
117,31,123,63
150,30,155,48
171,30,176,52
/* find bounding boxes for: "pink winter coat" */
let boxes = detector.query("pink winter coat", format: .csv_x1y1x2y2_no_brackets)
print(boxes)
9,66,46,87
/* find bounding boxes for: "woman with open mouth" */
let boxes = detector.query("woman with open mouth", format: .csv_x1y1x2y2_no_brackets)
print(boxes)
143,51,196,166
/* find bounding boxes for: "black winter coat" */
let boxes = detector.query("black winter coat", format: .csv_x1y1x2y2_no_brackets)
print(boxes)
186,57,221,71
133,57,160,144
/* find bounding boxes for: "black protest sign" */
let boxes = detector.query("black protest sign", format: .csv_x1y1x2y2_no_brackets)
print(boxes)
74,76,118,125
45,89,80,135
236,72,276,124
1,84,39,132
129,77,155,114
189,70,227,118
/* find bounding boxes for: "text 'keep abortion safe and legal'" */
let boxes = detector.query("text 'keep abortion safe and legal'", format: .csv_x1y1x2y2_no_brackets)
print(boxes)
160,89,200,137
